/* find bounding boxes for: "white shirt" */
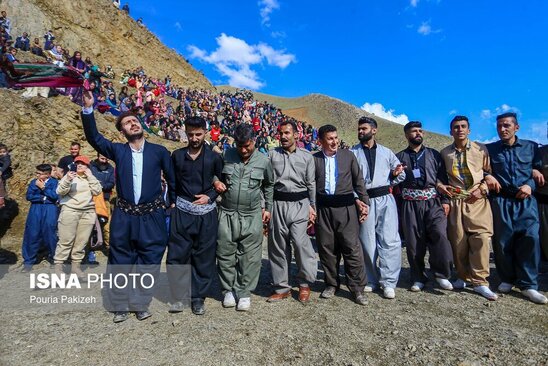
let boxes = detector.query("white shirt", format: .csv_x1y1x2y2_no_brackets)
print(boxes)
131,141,145,204
82,106,144,203
323,151,337,195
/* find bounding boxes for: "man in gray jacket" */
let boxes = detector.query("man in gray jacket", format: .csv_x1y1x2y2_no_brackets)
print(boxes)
267,120,317,303
351,117,405,299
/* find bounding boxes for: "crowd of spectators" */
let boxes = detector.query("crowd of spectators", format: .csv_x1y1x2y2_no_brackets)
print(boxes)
0,8,321,153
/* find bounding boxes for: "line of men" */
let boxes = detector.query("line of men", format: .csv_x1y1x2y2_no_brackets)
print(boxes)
80,90,546,323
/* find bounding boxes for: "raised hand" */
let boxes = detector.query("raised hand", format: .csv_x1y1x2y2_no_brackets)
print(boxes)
83,89,94,109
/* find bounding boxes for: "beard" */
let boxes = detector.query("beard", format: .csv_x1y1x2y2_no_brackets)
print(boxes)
125,130,144,142
189,140,204,149
409,136,423,146
359,132,374,143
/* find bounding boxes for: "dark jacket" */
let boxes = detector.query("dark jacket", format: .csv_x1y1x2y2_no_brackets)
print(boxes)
90,160,115,200
82,112,175,205
313,148,369,206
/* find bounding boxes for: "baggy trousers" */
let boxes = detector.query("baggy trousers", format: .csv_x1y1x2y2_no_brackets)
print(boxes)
217,209,263,299
54,206,96,264
268,199,317,293
167,208,218,300
490,196,540,290
539,202,548,260
358,194,401,289
447,197,493,286
22,204,59,266
106,206,167,312
401,198,453,283
315,205,365,293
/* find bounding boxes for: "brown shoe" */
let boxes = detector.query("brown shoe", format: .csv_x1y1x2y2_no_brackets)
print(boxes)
298,286,311,303
267,290,291,302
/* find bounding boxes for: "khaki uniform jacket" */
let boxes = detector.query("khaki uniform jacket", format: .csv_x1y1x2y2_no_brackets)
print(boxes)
220,148,274,214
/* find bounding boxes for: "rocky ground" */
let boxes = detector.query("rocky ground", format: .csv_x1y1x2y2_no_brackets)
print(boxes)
0,234,546,366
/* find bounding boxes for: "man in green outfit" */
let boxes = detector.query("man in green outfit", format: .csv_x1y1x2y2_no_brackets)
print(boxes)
214,123,274,311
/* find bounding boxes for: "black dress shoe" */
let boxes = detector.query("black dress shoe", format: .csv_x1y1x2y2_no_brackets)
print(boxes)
113,311,129,323
191,299,205,315
135,310,152,321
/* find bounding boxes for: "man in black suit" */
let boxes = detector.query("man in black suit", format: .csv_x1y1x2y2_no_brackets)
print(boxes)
81,91,175,323
313,124,370,305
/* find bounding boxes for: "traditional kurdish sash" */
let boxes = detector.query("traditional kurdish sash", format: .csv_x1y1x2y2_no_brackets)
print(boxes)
176,196,216,215
117,196,165,216
402,187,438,201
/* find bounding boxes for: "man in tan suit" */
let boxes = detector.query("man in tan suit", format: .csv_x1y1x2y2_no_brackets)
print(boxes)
438,116,497,300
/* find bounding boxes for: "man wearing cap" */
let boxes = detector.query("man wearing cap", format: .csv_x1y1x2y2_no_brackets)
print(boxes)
485,112,547,304
396,121,454,292
81,91,176,322
351,117,405,299
21,164,59,271
267,120,317,303
54,155,102,278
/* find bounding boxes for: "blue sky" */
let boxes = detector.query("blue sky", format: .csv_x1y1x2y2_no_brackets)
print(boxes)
128,0,548,144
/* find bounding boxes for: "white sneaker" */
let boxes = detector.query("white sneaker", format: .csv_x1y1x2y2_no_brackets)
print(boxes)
237,297,251,311
521,289,548,305
410,282,424,292
498,282,513,293
383,287,396,299
364,284,378,293
436,278,453,290
452,278,467,289
474,285,498,301
222,292,236,308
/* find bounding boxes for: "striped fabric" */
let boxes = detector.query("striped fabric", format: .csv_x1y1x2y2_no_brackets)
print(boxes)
2,62,84,88
452,143,474,190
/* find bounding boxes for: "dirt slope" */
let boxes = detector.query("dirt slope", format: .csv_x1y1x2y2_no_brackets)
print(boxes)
3,0,212,89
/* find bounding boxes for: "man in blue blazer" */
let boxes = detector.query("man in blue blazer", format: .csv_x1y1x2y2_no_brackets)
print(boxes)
81,91,176,323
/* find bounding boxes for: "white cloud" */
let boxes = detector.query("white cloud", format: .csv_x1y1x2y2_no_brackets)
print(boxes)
361,102,410,125
187,33,296,90
480,104,520,120
480,109,492,120
417,21,442,35
519,121,548,144
174,22,182,32
257,43,296,68
217,64,264,90
270,30,286,39
259,0,280,26
477,136,499,144
448,109,457,115
410,0,419,7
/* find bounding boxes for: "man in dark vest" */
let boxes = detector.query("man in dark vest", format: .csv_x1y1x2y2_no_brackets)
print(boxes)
396,121,454,293
313,124,370,305
167,116,223,315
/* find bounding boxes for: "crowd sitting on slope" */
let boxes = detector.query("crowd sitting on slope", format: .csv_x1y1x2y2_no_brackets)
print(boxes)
0,9,319,153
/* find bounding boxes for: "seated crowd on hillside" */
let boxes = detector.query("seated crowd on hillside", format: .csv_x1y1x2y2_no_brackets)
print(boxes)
0,9,319,153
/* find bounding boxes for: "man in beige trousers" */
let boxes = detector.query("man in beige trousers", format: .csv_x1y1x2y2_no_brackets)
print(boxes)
438,116,497,300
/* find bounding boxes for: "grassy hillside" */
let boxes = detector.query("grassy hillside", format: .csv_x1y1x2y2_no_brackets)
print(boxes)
218,86,452,152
